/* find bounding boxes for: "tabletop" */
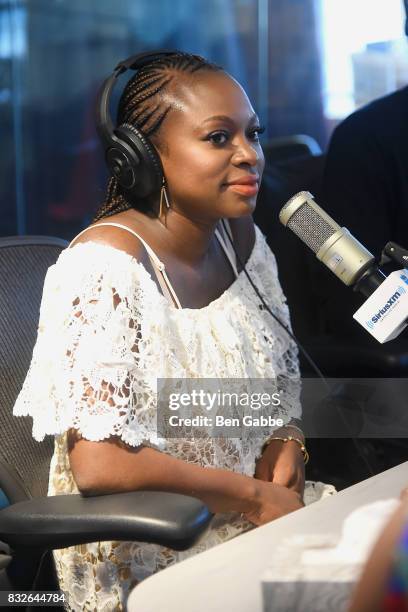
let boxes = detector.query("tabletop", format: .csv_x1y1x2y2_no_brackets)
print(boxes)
128,462,408,612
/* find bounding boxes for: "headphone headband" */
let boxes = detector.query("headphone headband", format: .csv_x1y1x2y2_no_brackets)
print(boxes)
96,49,176,149
96,49,180,199
114,50,176,74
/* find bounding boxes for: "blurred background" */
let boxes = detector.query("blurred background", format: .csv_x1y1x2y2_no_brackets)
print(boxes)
1,0,407,240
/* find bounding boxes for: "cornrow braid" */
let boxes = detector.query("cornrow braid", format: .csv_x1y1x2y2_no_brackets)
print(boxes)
93,51,221,222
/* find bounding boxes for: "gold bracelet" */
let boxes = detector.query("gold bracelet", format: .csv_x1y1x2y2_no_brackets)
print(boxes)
262,435,309,465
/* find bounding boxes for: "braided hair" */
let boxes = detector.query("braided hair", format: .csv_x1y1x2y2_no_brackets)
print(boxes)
93,52,221,222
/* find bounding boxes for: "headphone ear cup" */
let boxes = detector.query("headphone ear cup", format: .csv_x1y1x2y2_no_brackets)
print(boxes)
113,123,163,198
105,141,140,193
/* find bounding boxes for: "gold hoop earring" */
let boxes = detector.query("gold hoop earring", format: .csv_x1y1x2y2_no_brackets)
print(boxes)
159,180,171,218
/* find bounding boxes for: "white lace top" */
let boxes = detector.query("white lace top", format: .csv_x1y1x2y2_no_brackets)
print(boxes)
13,222,333,611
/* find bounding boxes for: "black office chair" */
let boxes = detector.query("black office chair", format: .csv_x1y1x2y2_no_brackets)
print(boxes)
262,134,322,164
0,236,212,595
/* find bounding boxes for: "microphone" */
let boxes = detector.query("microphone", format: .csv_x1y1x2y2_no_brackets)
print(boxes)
279,191,385,295
279,191,408,343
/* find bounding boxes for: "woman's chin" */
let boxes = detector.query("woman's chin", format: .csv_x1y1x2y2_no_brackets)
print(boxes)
229,195,257,216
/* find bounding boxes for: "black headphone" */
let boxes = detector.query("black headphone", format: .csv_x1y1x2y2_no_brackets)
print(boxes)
96,50,178,199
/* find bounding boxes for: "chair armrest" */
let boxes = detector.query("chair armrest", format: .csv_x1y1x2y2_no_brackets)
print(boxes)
0,491,213,551
0,541,11,570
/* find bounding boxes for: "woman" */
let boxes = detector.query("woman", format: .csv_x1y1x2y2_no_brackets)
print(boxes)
14,51,333,610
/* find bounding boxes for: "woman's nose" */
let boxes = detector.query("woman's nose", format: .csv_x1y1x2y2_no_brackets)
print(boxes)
232,138,262,167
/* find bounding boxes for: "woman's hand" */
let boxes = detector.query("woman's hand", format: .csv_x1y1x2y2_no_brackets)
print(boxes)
243,479,304,526
254,438,305,497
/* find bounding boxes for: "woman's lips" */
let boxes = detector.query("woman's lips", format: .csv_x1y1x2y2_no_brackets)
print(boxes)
227,183,259,196
224,174,260,196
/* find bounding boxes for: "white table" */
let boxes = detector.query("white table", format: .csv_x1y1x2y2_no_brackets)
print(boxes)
127,462,408,612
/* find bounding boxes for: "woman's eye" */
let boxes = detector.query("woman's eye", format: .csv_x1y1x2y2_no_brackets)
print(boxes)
207,131,229,145
249,126,265,141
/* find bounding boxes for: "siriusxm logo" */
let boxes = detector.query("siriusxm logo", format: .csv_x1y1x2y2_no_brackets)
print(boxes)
366,285,406,329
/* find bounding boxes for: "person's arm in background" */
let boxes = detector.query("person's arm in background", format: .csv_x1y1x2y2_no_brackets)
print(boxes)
349,494,408,612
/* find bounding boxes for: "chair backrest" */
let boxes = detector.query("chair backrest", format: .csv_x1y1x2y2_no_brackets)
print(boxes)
263,134,322,164
0,236,68,503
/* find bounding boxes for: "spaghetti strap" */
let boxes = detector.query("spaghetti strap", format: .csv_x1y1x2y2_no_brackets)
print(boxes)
69,222,182,309
69,222,163,268
68,219,239,308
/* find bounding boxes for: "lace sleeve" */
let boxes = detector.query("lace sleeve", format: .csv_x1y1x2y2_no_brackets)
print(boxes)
13,242,164,449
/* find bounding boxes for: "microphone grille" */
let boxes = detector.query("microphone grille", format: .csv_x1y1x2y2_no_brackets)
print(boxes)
281,191,339,253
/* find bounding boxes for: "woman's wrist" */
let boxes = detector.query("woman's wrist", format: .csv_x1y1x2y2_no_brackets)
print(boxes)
198,469,264,515
261,431,309,464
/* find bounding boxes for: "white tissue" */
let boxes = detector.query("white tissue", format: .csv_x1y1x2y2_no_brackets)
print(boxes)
301,498,399,566
262,498,401,612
